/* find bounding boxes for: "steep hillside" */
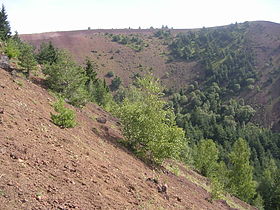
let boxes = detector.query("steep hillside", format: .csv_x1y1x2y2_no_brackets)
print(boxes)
20,28,197,89
21,21,280,131
0,68,255,209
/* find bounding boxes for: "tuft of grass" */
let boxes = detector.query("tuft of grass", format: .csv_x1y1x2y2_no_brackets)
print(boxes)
166,164,181,176
13,79,23,87
0,190,5,196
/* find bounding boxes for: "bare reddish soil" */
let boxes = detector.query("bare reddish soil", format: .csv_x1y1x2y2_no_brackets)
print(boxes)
0,68,255,209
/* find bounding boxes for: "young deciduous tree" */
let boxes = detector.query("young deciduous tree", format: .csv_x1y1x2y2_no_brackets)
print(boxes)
194,139,219,176
113,74,186,164
228,138,256,203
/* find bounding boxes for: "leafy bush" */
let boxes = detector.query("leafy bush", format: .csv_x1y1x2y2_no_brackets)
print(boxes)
110,34,146,52
5,38,20,58
113,74,186,164
194,139,219,176
51,99,76,128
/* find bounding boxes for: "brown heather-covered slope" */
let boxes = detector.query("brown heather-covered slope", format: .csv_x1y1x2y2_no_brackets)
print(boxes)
20,21,280,131
0,68,255,209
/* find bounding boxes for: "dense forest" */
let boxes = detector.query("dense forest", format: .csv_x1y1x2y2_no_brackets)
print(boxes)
1,5,279,209
159,23,280,209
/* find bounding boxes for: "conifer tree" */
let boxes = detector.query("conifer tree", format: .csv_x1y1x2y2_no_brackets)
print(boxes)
0,4,11,40
43,50,89,107
37,42,58,65
19,42,37,77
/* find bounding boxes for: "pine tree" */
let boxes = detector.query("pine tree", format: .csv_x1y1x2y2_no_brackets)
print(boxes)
43,50,89,107
0,4,11,40
228,138,256,203
18,42,37,77
84,58,98,84
36,42,58,65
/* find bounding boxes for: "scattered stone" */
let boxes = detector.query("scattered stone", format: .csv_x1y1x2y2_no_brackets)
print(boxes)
176,196,182,202
10,153,18,159
128,185,136,191
146,177,159,184
7,182,13,186
36,194,43,201
96,117,107,124
0,108,3,114
157,184,167,193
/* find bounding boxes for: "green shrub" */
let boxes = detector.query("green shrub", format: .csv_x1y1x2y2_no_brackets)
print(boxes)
51,99,76,128
106,71,114,77
5,38,20,58
110,76,122,91
113,75,186,164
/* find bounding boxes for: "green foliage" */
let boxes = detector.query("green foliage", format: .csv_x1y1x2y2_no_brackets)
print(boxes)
5,38,21,58
258,159,280,209
0,4,11,41
194,139,219,176
36,42,58,65
90,79,112,107
106,71,114,77
83,59,113,108
84,58,98,83
228,138,256,202
110,76,122,91
169,23,256,93
109,34,147,51
43,50,89,107
210,175,224,201
154,29,171,40
164,22,279,207
51,99,76,128
113,75,186,164
18,42,38,76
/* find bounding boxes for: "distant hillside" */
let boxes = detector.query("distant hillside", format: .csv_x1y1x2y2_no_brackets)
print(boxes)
21,21,280,131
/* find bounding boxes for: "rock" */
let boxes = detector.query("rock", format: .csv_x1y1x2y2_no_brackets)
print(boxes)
0,108,4,114
96,117,107,124
0,55,10,70
176,196,182,202
10,153,18,159
7,182,13,186
157,184,168,193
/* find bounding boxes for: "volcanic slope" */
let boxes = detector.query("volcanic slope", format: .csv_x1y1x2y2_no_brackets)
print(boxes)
21,21,280,131
0,68,255,209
